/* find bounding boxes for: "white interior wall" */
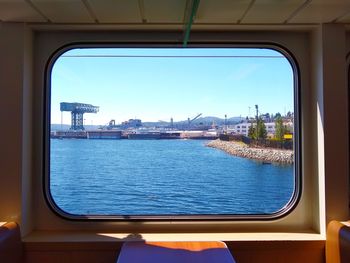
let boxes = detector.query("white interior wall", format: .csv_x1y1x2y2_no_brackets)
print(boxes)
0,22,348,237
321,25,349,224
0,23,33,236
31,29,318,233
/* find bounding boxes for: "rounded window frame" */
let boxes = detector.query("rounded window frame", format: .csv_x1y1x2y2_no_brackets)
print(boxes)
43,42,302,221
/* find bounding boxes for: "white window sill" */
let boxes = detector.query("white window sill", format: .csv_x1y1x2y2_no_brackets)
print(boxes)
23,231,325,243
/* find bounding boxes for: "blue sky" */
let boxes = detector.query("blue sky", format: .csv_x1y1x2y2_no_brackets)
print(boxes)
51,48,294,125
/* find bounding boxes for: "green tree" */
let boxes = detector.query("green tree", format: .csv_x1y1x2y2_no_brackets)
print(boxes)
275,112,282,118
248,119,266,140
256,118,267,139
275,116,286,141
248,124,256,139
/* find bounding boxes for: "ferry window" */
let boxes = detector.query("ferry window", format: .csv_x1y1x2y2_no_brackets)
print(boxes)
47,47,299,219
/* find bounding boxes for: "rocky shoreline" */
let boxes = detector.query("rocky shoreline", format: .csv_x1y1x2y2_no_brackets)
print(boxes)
207,139,294,164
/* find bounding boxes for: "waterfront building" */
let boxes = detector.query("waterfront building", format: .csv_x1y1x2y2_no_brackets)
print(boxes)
233,120,294,138
233,122,276,137
121,119,142,129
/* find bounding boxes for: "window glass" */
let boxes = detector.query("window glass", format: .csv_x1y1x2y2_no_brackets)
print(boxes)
48,47,298,218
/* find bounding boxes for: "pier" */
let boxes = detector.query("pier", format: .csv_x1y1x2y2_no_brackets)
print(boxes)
50,130,218,140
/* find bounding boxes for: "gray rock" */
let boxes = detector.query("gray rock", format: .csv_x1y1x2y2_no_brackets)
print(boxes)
206,139,294,164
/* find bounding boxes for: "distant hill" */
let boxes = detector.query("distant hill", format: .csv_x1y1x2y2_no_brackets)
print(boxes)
51,116,244,130
142,116,244,127
193,116,243,125
50,124,100,131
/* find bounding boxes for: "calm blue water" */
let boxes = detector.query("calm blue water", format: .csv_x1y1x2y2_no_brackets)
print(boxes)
50,139,294,215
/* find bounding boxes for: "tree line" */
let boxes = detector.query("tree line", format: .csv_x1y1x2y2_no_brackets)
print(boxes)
248,116,291,141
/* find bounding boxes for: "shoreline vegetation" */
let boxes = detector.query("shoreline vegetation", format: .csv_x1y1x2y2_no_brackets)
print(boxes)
207,139,294,164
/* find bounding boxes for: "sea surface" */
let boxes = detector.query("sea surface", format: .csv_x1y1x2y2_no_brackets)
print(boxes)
50,139,294,216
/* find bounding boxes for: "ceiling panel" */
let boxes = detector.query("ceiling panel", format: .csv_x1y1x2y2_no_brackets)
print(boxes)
143,0,186,23
289,0,350,23
88,0,141,23
337,12,350,23
0,0,349,25
31,0,94,23
242,0,305,24
0,0,46,22
196,0,252,23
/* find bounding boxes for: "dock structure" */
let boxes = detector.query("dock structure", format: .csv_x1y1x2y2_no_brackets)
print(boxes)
60,102,99,130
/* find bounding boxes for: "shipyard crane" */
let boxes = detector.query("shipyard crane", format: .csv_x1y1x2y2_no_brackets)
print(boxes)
187,113,202,128
60,102,99,130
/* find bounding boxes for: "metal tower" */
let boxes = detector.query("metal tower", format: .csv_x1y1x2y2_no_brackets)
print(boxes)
60,102,99,130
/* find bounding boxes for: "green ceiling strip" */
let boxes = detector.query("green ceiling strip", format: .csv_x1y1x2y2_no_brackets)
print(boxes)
183,0,200,47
